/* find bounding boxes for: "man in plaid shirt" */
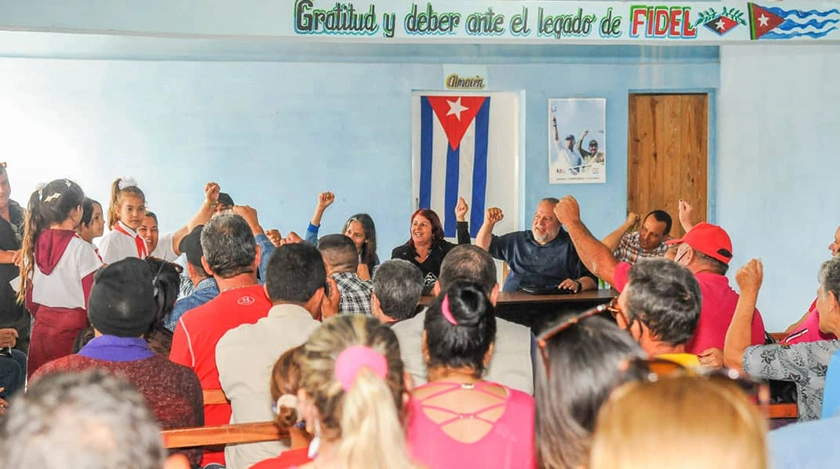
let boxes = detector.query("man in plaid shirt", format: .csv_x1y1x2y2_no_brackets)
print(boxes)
318,234,373,315
604,210,672,265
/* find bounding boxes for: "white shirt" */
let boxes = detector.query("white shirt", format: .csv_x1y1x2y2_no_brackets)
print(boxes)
150,231,178,261
216,304,321,469
32,236,102,308
98,221,145,264
391,309,535,395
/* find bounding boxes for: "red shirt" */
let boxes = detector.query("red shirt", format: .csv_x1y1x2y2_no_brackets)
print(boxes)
613,263,765,354
169,283,271,467
250,448,312,469
782,300,836,344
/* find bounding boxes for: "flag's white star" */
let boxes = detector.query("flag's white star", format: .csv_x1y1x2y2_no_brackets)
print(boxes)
716,18,727,31
758,14,769,27
446,97,469,120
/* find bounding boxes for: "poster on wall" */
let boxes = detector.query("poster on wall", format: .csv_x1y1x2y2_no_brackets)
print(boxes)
548,98,606,184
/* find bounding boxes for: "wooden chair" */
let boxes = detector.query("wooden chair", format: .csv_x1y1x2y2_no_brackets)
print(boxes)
163,421,285,449
203,388,230,406
768,402,798,419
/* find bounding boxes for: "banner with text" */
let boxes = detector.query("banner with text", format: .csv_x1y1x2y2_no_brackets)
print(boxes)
286,1,840,43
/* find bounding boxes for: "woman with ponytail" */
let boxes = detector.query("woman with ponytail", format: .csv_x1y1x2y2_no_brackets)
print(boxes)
295,315,421,469
407,281,535,469
252,346,312,469
17,179,101,376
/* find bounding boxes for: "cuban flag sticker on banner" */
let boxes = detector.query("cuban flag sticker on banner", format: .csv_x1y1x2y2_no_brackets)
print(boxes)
418,95,490,238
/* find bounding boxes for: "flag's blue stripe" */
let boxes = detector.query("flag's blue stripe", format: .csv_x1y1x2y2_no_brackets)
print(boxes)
762,28,837,38
419,97,434,210
777,18,839,30
470,99,490,238
767,6,840,18
444,144,460,237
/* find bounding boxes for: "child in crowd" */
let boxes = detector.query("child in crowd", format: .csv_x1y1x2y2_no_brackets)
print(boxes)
99,176,148,263
77,198,104,260
251,346,312,469
17,179,102,376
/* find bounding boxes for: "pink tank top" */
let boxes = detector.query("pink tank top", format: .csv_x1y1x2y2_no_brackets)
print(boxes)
406,381,535,469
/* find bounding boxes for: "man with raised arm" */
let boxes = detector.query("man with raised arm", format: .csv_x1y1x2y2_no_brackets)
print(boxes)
474,197,596,293
601,210,672,264
553,195,765,359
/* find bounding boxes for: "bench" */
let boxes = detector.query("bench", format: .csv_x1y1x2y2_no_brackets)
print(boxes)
163,421,286,449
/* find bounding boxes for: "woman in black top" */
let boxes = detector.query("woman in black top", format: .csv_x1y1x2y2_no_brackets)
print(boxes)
391,204,470,294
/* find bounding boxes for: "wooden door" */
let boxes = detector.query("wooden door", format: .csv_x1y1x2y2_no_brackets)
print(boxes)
627,94,708,238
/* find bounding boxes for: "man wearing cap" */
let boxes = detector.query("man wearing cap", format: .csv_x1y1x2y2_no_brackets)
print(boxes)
32,258,204,467
216,192,235,213
553,195,765,359
551,116,583,175
164,225,219,331
578,130,605,164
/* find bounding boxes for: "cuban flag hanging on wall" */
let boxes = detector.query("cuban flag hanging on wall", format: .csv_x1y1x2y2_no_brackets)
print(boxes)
417,96,490,237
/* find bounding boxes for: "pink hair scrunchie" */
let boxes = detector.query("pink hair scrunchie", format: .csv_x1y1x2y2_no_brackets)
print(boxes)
441,294,458,326
334,345,388,391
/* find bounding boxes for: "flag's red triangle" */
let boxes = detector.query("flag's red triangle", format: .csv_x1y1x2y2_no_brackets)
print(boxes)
749,3,785,40
427,96,486,150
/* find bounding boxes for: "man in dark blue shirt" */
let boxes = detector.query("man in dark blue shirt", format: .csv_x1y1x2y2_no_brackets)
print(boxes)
475,197,596,293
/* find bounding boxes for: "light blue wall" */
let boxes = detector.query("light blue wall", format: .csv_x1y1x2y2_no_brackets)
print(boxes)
718,44,840,332
0,42,718,262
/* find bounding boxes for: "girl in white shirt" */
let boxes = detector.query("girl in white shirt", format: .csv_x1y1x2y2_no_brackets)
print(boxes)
98,177,148,264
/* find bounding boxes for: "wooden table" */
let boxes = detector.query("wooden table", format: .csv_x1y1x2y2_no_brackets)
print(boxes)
419,288,619,333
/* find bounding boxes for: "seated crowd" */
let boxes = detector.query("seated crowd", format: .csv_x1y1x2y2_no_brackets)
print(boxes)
2,166,840,469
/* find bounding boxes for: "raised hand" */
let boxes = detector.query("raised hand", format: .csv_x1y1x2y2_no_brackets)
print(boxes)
626,212,640,227
281,231,303,246
232,205,263,235
485,207,504,225
205,182,220,206
553,195,581,225
455,197,469,222
317,192,336,210
265,229,282,247
679,199,695,231
735,259,763,294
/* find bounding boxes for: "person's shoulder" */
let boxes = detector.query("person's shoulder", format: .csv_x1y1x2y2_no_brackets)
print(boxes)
495,316,531,336
506,387,536,406
150,355,202,385
392,310,425,334
391,243,412,257
32,354,93,380
216,319,259,349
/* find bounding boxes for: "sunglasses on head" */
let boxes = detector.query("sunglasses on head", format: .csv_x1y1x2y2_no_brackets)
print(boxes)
620,357,771,415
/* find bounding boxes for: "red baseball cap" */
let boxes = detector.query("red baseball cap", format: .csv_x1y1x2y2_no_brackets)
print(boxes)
666,222,733,264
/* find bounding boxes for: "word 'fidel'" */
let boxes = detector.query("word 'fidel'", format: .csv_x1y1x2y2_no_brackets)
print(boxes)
295,0,380,35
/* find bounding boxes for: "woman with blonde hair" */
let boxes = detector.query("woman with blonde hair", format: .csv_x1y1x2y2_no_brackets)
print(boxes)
296,314,420,469
590,375,768,469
